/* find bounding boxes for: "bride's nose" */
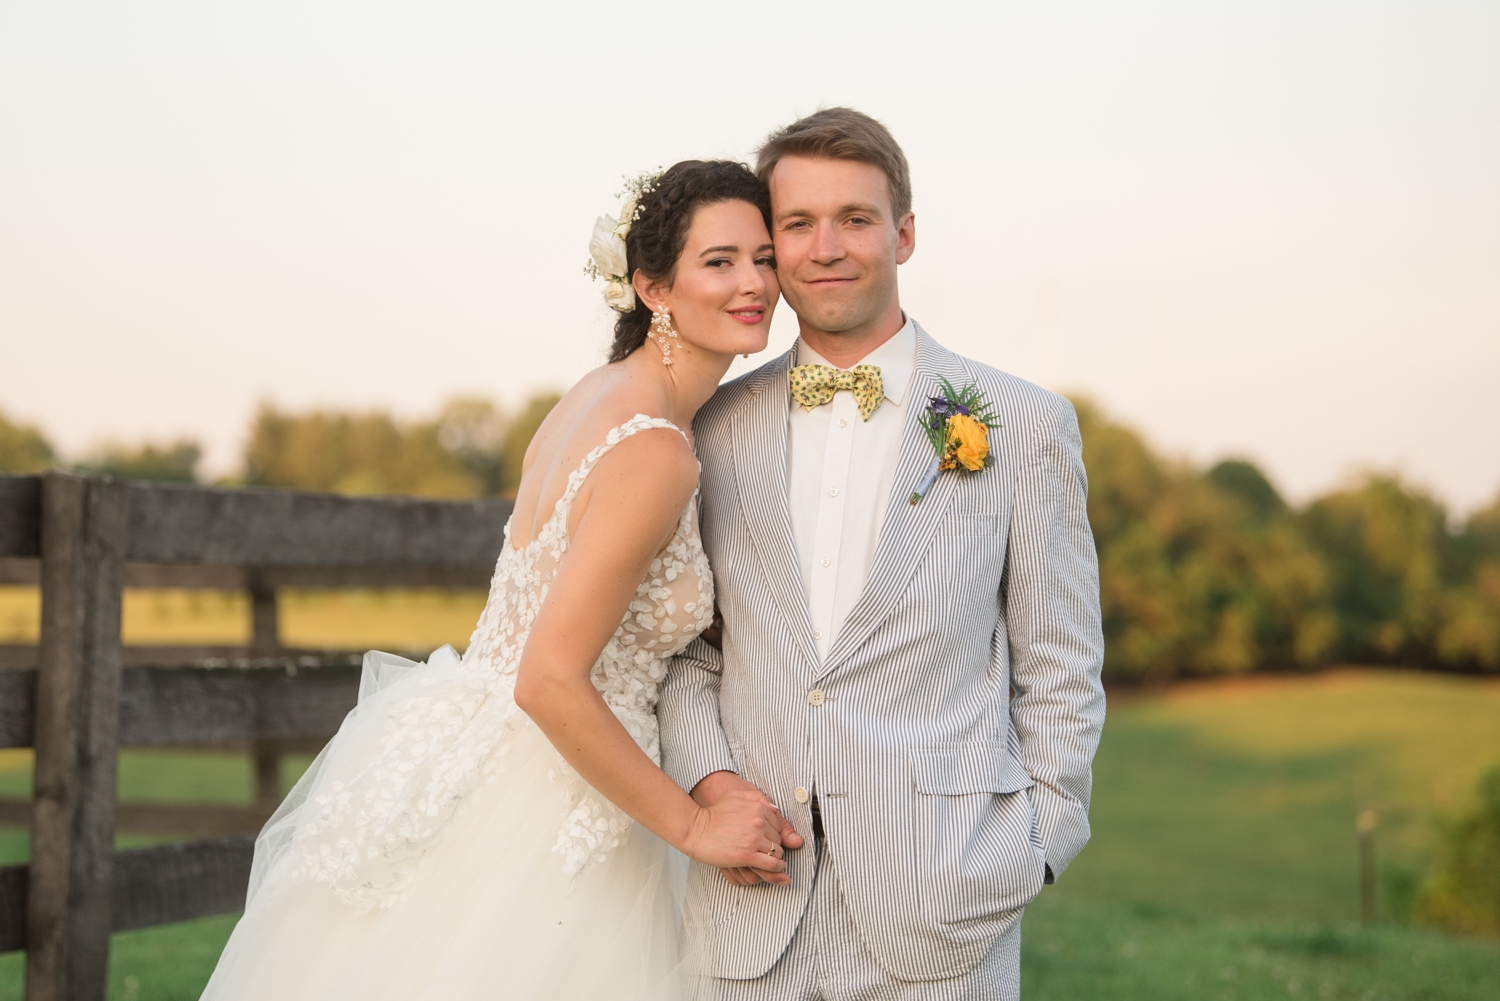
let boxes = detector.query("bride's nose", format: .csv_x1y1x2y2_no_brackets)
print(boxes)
737,261,767,296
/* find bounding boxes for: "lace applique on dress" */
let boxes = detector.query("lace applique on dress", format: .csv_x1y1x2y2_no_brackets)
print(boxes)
282,415,714,910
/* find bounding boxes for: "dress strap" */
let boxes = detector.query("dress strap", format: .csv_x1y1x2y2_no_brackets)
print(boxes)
553,415,689,520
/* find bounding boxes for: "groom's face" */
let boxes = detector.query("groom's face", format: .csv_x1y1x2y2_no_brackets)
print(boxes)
767,156,915,338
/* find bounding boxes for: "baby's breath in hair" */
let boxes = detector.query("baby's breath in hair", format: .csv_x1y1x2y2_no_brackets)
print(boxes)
617,168,663,228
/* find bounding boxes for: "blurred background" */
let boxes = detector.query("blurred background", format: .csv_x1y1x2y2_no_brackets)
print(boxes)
2,2,1497,998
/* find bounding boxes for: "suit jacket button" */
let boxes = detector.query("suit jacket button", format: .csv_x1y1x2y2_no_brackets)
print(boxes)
808,689,826,707
794,786,809,804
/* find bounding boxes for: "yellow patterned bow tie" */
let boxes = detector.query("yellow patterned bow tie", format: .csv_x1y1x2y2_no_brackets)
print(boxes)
789,363,885,421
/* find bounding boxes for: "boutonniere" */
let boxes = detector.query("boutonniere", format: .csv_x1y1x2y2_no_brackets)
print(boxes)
909,378,1000,504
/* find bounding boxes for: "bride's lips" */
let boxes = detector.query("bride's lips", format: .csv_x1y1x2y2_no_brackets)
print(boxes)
726,307,766,324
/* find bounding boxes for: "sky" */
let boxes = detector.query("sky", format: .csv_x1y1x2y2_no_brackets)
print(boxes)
2,1,1497,512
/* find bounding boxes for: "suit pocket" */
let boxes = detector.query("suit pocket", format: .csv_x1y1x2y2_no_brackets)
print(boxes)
926,511,1006,601
909,743,1046,925
911,743,1032,795
945,511,999,535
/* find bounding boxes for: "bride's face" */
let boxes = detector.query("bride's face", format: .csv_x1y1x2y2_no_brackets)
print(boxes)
654,200,778,359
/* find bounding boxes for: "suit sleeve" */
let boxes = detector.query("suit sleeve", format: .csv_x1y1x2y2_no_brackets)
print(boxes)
658,635,740,793
1003,395,1106,881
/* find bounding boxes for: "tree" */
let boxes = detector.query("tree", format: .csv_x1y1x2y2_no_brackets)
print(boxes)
1434,491,1500,669
1417,766,1500,937
243,404,483,498
1075,399,1334,682
241,392,562,499
1300,476,1450,664
436,397,508,495
1208,459,1287,523
76,440,202,483
0,408,55,473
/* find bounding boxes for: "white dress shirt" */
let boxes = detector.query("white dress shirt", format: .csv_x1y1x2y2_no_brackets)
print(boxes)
789,317,918,661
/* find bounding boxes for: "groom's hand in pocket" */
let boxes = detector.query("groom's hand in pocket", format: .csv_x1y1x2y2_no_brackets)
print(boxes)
691,771,805,886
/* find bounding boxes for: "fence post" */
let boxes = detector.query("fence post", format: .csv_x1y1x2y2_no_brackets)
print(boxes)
248,574,281,810
1356,803,1379,926
26,473,127,1001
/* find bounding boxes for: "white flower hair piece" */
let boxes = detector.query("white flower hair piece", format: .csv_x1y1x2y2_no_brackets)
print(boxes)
584,169,662,313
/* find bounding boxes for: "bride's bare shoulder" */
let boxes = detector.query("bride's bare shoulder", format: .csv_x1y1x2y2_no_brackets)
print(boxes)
530,367,688,461
516,365,695,515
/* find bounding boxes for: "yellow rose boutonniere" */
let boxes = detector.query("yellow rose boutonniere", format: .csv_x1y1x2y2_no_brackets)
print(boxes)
910,378,1000,503
944,413,990,472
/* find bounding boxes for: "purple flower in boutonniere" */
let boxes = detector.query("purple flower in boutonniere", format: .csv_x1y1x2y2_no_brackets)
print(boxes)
910,377,1000,504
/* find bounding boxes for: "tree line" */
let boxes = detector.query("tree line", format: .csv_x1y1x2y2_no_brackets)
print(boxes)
2,396,1496,678
1076,401,1499,679
0,395,560,498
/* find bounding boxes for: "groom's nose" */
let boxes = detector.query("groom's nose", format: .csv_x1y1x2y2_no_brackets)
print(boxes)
809,221,846,266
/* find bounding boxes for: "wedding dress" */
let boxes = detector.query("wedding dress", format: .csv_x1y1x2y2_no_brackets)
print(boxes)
201,415,714,1001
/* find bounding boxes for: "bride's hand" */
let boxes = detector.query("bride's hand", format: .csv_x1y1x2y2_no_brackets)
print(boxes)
681,790,791,883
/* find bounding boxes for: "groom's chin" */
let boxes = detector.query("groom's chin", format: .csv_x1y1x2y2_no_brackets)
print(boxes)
787,292,867,333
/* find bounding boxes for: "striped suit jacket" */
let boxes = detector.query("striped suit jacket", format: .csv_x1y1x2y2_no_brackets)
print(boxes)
658,324,1105,982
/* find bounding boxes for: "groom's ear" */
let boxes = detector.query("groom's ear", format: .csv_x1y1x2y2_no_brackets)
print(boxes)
894,211,916,266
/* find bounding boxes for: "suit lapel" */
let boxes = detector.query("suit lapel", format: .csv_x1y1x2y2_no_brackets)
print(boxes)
731,353,820,673
820,327,970,677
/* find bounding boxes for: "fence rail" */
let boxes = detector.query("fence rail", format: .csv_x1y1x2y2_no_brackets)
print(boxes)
0,661,364,749
0,557,494,589
0,472,510,1000
0,835,257,955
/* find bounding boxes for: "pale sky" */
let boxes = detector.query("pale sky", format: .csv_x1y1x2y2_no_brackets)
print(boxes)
3,2,1497,512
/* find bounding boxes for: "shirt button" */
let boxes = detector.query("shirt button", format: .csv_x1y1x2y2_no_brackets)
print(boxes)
813,630,822,640
829,488,839,497
838,418,848,428
808,689,826,707
820,557,831,567
794,786,810,804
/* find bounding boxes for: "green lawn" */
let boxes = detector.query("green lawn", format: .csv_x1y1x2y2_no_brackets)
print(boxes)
1,669,1497,999
1020,670,1500,999
1023,897,1498,1000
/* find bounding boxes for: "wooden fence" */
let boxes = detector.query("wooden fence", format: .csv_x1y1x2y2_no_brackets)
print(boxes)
0,472,510,1001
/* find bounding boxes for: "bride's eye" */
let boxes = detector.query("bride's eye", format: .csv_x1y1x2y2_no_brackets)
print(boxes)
706,257,731,268
756,256,777,269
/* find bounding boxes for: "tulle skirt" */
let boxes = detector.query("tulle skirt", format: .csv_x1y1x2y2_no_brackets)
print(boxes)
200,650,692,1001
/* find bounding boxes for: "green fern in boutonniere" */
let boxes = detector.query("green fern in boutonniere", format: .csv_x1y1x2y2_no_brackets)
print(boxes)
910,378,1001,504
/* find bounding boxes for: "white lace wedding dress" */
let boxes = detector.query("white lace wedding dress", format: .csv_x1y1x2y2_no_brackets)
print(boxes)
201,415,714,1001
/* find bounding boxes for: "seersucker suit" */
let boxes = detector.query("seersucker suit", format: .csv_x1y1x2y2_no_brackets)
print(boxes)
658,323,1106,993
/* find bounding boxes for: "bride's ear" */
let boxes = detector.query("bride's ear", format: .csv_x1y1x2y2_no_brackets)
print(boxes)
633,270,668,315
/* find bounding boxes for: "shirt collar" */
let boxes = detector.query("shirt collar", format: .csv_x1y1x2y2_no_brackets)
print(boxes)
792,315,918,407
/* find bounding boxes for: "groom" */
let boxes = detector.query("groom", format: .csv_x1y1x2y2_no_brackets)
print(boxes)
658,108,1105,1000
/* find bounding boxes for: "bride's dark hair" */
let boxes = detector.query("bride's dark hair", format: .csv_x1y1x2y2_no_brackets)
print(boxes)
609,160,772,363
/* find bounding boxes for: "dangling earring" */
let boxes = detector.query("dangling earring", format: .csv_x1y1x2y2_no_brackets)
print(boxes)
650,307,679,367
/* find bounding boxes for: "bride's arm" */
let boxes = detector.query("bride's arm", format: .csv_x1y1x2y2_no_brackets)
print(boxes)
513,431,791,880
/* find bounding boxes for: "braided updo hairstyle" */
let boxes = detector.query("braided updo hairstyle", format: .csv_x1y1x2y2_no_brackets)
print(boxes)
608,160,772,363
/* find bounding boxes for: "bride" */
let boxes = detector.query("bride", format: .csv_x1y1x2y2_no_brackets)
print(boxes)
201,159,798,1000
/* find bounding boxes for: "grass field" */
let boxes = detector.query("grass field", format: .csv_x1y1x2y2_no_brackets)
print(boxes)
1,580,1497,998
1019,671,1500,999
0,585,487,650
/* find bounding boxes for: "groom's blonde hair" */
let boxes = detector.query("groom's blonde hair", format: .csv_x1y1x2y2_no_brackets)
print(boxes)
755,107,912,220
